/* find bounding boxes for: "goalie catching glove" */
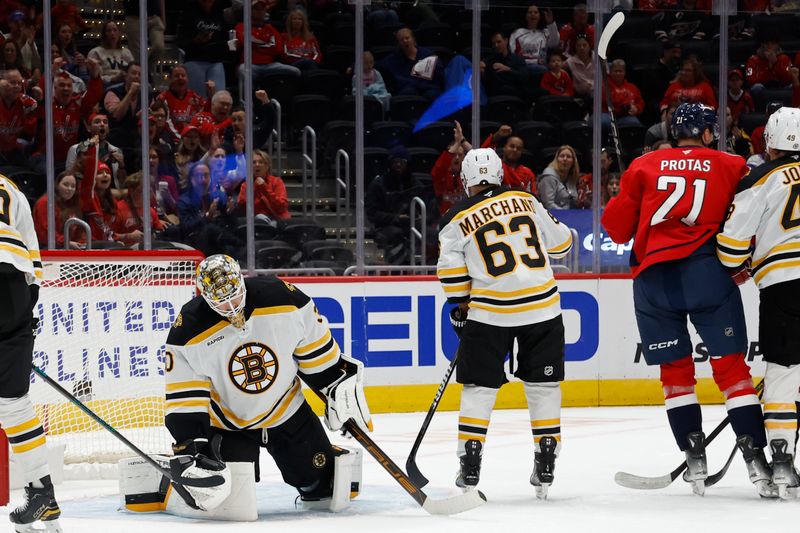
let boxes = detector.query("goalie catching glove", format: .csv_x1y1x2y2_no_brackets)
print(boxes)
322,355,373,433
171,434,232,511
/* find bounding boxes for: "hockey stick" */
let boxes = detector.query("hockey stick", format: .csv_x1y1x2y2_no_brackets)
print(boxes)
31,365,225,492
313,389,485,515
405,348,459,488
597,8,627,173
615,379,765,490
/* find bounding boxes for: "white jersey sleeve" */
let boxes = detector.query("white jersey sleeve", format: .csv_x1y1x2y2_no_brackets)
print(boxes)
0,176,42,285
717,156,800,288
292,299,343,379
164,340,212,426
437,187,572,327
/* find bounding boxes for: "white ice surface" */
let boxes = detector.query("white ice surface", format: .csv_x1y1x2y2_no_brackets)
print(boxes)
1,405,794,532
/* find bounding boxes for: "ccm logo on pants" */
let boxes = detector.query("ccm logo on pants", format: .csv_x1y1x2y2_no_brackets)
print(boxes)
649,340,679,350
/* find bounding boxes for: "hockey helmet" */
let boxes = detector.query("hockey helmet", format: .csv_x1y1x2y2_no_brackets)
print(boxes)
460,148,503,193
765,107,800,153
670,103,719,142
196,254,247,328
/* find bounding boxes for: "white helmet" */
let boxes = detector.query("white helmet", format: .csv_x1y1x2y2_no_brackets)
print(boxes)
196,254,247,328
765,107,800,152
460,148,503,193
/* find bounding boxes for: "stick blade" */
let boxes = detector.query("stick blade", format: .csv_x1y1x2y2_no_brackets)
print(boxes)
406,458,430,488
614,471,674,490
597,10,625,60
421,489,487,515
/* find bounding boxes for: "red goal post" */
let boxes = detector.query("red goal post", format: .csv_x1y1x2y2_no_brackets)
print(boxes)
0,250,203,501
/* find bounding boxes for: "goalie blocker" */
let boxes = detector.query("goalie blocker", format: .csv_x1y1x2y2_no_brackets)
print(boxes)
119,446,363,520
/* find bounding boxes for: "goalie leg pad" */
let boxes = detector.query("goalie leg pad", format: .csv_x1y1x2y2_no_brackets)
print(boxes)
301,446,363,512
119,457,257,521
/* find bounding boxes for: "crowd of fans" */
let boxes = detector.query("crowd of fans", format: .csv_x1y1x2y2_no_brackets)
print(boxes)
1,0,800,268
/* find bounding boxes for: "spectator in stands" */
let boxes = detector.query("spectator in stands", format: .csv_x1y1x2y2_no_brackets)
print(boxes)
366,145,431,264
431,120,468,215
33,170,84,249
365,0,400,31
30,60,103,177
115,171,165,245
353,51,391,113
237,150,290,221
0,40,34,86
727,68,754,123
54,23,89,83
746,31,793,110
4,10,42,84
282,8,322,72
376,27,445,100
175,124,207,192
206,145,236,192
559,3,594,57
0,69,37,173
565,33,594,100
602,59,644,128
148,146,178,202
660,56,716,111
103,62,142,160
725,106,754,159
602,173,620,207
148,101,179,152
88,21,135,86
538,145,581,210
654,0,712,41
509,4,558,76
176,161,240,256
540,49,574,97
48,44,86,94
234,0,301,95
479,125,537,193
154,64,212,135
44,0,89,35
752,101,784,156
124,0,165,81
644,101,677,149
643,40,681,120
66,113,126,190
177,0,230,96
480,31,529,99
79,139,123,242
578,146,616,208
223,89,275,152
190,90,234,140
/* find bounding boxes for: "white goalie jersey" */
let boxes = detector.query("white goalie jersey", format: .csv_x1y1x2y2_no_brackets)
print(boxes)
0,175,42,285
164,277,346,442
437,186,573,327
717,155,800,289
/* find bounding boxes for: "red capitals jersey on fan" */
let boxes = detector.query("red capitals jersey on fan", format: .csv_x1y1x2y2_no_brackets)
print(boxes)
602,146,748,276
155,89,209,133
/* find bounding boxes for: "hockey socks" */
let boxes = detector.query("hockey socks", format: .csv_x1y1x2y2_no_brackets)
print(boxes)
711,355,766,448
661,358,702,450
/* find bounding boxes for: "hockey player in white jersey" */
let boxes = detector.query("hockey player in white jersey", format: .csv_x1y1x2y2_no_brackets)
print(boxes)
0,175,62,532
717,107,800,499
437,148,573,499
163,254,372,512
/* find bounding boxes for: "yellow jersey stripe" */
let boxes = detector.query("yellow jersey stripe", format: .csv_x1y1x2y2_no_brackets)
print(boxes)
534,435,562,443
548,234,573,254
752,241,800,268
716,233,751,249
716,251,748,267
472,279,555,298
4,417,41,436
210,379,301,428
297,346,339,370
458,433,486,442
437,266,469,277
459,417,489,427
443,282,471,293
0,228,22,238
752,162,798,188
531,418,561,428
11,436,46,454
259,380,302,427
765,421,797,429
186,321,229,346
166,380,211,392
0,243,31,261
165,399,209,409
753,260,800,284
251,305,298,316
470,294,560,314
765,403,797,411
295,331,332,355
450,190,533,224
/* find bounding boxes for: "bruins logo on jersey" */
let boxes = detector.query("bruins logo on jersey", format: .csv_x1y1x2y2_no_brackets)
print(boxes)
228,342,279,394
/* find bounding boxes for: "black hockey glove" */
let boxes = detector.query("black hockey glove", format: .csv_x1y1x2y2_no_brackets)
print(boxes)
449,306,467,337
170,434,231,511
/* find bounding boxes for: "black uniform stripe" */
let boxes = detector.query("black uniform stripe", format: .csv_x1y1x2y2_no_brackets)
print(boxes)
294,338,335,361
751,251,800,275
0,236,27,249
440,275,472,284
764,412,798,420
532,426,561,436
7,426,44,444
458,425,488,435
471,286,558,307
166,390,211,401
209,401,240,431
717,243,750,256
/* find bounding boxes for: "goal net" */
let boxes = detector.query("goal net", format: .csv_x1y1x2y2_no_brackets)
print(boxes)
29,251,202,471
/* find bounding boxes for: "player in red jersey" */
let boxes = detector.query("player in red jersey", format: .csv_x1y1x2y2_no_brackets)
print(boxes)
602,103,772,497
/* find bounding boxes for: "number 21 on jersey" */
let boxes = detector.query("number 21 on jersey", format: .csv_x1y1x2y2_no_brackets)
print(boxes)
650,175,707,226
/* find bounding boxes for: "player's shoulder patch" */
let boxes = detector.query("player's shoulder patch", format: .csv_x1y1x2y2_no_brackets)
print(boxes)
439,185,509,230
244,276,310,311
166,296,219,346
736,156,797,193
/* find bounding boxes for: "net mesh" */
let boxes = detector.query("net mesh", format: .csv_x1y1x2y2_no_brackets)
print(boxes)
30,253,201,464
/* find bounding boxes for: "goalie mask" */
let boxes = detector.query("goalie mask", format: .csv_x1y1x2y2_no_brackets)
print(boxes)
460,148,503,194
196,254,247,329
765,107,800,153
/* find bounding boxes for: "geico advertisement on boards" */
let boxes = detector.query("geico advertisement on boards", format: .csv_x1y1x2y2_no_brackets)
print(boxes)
296,278,767,386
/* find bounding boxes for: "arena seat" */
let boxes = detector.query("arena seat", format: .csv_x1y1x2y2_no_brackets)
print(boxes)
407,147,441,174
366,121,412,149
411,121,454,151
255,241,302,269
300,69,346,104
515,120,559,154
390,95,431,124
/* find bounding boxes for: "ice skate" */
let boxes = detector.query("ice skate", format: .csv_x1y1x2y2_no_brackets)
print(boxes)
530,436,557,500
455,439,482,491
770,439,800,500
682,432,707,496
736,435,777,498
9,476,62,533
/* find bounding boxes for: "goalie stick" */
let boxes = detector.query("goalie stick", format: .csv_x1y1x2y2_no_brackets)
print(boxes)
597,8,627,172
405,348,459,488
31,365,225,496
615,379,765,490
